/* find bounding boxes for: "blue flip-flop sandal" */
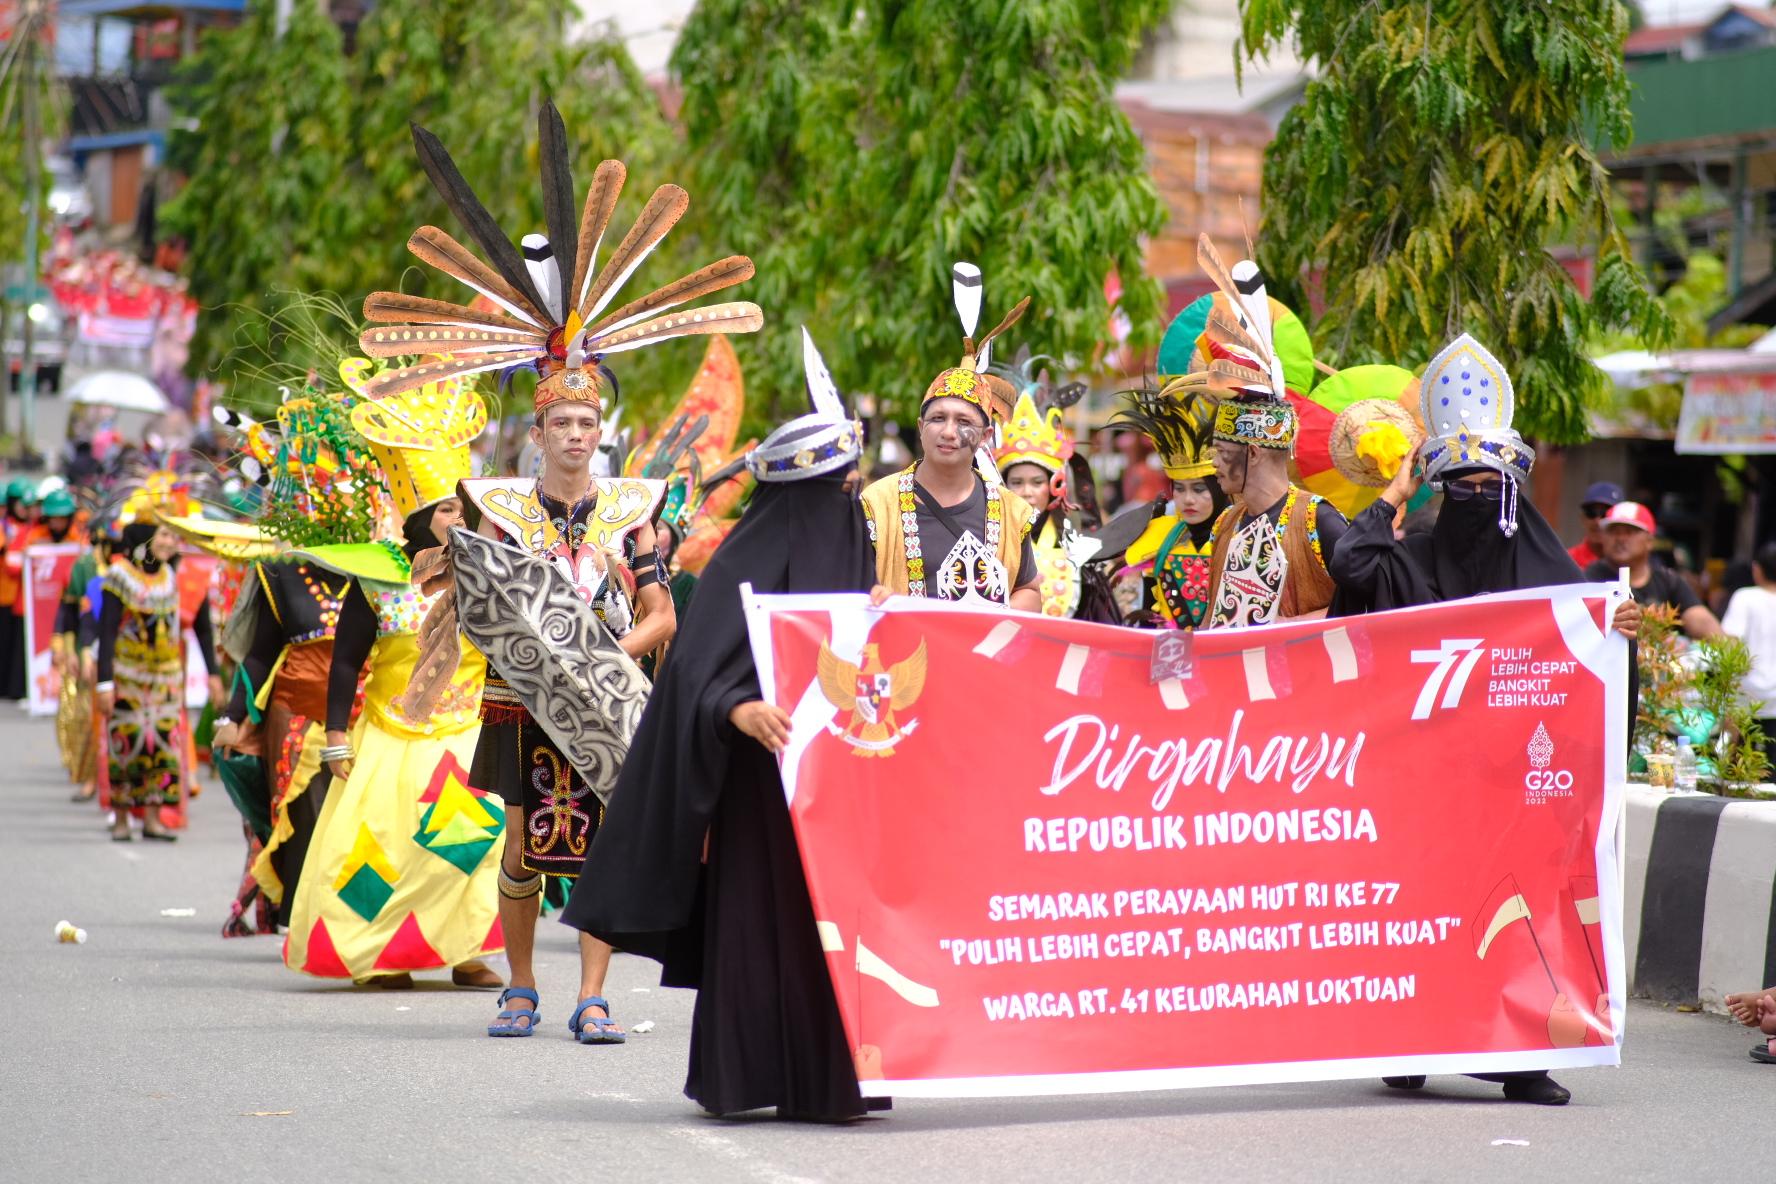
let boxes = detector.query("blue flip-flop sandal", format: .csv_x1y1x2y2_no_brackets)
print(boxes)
487,987,540,1037
569,995,626,1044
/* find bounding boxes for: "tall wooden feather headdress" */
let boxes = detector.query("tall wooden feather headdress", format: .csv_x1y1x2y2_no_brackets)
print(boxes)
359,100,764,415
1159,233,1297,449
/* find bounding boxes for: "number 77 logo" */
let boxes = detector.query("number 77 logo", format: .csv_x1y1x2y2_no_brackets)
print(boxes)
1409,639,1485,720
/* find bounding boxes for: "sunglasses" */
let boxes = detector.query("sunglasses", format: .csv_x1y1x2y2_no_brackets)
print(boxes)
1445,480,1504,503
1581,503,1615,519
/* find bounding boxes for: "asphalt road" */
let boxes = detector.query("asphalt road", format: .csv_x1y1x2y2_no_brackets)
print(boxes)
3,710,1767,1184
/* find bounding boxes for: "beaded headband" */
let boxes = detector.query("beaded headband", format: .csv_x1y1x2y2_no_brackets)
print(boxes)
1213,397,1296,450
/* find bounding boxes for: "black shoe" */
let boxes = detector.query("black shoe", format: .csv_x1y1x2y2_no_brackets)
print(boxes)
1502,1076,1571,1105
1382,1075,1426,1090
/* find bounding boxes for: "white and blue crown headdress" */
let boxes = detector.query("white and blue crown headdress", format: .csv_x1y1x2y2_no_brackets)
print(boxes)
740,327,864,483
1419,333,1535,535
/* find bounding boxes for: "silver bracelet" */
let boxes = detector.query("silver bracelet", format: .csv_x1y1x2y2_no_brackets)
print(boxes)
320,745,355,763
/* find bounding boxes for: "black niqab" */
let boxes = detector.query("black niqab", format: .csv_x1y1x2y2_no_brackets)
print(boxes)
1331,478,1581,613
1427,486,1581,600
562,470,877,957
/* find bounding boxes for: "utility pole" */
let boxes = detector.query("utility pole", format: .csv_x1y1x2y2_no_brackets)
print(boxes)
19,2,41,465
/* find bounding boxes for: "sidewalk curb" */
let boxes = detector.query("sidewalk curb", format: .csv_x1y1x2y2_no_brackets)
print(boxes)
1625,785,1776,1014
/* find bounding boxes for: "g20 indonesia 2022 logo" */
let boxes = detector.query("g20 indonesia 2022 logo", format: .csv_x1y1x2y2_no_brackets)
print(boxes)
1523,721,1573,803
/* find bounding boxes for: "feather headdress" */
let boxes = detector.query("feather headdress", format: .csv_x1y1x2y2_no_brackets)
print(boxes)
1114,380,1219,481
922,262,1032,425
1165,234,1288,402
991,348,1084,477
360,100,763,416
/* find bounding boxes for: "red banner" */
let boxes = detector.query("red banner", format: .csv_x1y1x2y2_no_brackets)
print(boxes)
24,544,80,717
743,584,1630,1096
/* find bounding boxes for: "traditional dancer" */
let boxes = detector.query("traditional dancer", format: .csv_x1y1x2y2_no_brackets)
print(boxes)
1151,237,1344,626
1114,384,1226,629
1328,332,1640,1105
356,99,762,1041
861,264,1039,609
277,363,504,988
564,328,882,1120
213,387,375,927
992,355,1093,617
55,513,111,802
96,514,224,842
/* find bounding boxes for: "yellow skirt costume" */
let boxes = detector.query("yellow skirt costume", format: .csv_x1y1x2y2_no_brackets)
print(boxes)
283,590,502,979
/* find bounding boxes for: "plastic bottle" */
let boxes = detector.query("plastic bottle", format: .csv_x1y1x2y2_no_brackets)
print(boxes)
1674,735,1698,792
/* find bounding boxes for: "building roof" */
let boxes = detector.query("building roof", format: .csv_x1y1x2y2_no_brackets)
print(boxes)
1118,99,1273,145
1622,21,1706,56
1115,70,1310,121
1612,43,1776,154
1623,5,1776,56
58,1,242,14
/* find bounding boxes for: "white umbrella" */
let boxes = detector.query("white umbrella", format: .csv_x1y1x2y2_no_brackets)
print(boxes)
65,370,170,413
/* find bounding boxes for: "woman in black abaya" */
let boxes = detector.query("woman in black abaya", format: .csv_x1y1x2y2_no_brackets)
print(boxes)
563,427,879,1122
1331,455,1640,1107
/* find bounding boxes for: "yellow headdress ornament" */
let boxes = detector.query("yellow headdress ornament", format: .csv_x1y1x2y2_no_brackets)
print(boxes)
994,390,1071,476
340,357,486,520
117,470,198,525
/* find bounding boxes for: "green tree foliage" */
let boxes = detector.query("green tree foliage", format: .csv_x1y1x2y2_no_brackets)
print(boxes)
671,0,1172,422
165,0,685,420
162,0,353,374
0,0,64,266
1239,0,1672,443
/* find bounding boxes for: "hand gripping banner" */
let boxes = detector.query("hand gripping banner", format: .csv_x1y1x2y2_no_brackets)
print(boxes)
742,583,1630,1098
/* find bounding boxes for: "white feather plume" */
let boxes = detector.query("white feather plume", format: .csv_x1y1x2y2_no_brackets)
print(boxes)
521,234,563,324
952,262,983,340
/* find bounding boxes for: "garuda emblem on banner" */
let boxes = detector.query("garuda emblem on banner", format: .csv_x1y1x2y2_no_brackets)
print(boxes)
818,639,927,758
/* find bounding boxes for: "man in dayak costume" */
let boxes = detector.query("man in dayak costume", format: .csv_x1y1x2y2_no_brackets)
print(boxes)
861,264,1040,611
357,99,762,1043
1206,396,1347,625
1164,235,1348,627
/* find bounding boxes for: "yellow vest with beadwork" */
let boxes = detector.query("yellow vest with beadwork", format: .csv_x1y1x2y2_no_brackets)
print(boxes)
860,469,1033,599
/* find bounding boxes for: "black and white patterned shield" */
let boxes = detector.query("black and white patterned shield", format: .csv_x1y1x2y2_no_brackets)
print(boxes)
447,527,649,805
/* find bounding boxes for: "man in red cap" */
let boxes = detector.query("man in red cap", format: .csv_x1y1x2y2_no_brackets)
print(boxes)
1585,501,1721,638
